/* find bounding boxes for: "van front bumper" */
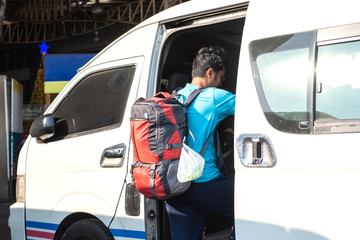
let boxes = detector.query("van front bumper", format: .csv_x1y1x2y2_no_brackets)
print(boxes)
8,202,26,240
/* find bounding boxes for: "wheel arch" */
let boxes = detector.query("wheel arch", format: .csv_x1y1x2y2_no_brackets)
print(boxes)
53,212,107,240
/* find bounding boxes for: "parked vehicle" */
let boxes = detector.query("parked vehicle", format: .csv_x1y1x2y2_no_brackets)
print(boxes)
9,0,360,239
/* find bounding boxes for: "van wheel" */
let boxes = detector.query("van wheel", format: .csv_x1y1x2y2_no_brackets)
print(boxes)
61,218,114,240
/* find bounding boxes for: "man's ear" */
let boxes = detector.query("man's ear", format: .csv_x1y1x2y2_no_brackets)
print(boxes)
205,68,215,80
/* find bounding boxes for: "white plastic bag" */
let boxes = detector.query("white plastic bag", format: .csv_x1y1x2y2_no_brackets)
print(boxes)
177,143,205,183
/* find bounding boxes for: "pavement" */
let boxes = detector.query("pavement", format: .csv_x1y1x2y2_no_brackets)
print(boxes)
0,202,13,240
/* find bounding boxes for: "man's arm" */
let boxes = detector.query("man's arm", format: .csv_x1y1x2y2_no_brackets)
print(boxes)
214,88,236,121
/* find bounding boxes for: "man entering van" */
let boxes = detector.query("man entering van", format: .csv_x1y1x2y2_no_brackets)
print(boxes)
165,45,236,240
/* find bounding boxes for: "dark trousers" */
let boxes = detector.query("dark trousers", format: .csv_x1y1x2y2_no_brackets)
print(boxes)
165,174,234,240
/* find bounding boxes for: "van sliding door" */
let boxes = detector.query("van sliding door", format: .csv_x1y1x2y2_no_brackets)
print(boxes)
235,0,360,239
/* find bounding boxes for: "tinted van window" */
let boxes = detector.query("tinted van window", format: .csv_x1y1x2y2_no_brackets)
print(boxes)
316,40,360,120
53,66,135,137
249,31,315,133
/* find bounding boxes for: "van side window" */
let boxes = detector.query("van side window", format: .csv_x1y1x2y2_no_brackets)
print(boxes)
316,40,360,120
249,31,315,134
53,66,135,137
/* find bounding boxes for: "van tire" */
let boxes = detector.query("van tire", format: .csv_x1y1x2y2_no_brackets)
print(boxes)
61,218,114,240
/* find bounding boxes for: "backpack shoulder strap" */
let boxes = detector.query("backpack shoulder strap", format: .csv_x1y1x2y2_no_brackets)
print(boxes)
183,88,204,106
214,129,231,176
153,91,172,100
199,132,211,156
199,129,229,175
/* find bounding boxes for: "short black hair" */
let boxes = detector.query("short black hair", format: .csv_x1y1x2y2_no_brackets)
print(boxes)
191,45,227,78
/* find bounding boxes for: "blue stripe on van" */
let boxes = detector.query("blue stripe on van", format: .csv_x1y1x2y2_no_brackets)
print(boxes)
26,220,59,231
110,228,146,239
26,220,146,239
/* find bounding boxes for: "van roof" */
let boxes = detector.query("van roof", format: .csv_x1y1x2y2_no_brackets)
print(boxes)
80,0,248,70
140,0,247,25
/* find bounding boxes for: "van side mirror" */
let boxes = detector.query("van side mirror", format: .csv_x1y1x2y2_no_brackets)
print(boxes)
30,114,55,141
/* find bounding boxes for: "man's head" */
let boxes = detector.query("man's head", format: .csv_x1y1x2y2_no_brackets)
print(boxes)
191,45,227,88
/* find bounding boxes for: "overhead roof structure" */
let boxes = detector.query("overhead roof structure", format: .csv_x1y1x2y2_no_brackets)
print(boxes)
0,0,187,104
1,0,186,44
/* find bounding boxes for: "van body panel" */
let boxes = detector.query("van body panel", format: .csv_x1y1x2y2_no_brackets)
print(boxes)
24,56,145,238
8,202,26,240
245,0,360,40
234,0,360,239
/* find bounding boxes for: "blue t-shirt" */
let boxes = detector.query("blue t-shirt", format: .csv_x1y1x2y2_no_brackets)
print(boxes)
177,83,235,182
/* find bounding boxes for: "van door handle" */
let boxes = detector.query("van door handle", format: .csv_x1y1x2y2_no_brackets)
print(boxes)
251,137,262,165
100,143,126,168
236,134,277,168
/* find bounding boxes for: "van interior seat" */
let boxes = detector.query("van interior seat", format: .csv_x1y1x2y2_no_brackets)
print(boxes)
167,73,191,93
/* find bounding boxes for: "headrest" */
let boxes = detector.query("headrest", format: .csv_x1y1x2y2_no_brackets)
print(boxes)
167,73,191,93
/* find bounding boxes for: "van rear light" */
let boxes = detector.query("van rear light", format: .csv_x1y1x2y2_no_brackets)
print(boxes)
16,175,25,203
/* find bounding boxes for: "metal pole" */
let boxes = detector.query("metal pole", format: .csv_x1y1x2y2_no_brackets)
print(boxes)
0,0,6,38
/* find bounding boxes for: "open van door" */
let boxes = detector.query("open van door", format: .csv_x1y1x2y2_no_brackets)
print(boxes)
24,56,144,238
235,0,360,239
23,19,161,238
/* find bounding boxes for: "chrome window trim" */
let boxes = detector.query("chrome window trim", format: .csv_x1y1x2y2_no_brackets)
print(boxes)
318,22,360,46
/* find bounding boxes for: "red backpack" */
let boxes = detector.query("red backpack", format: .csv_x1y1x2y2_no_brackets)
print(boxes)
130,89,203,200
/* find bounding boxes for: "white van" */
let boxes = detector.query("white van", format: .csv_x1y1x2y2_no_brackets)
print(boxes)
8,0,360,239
